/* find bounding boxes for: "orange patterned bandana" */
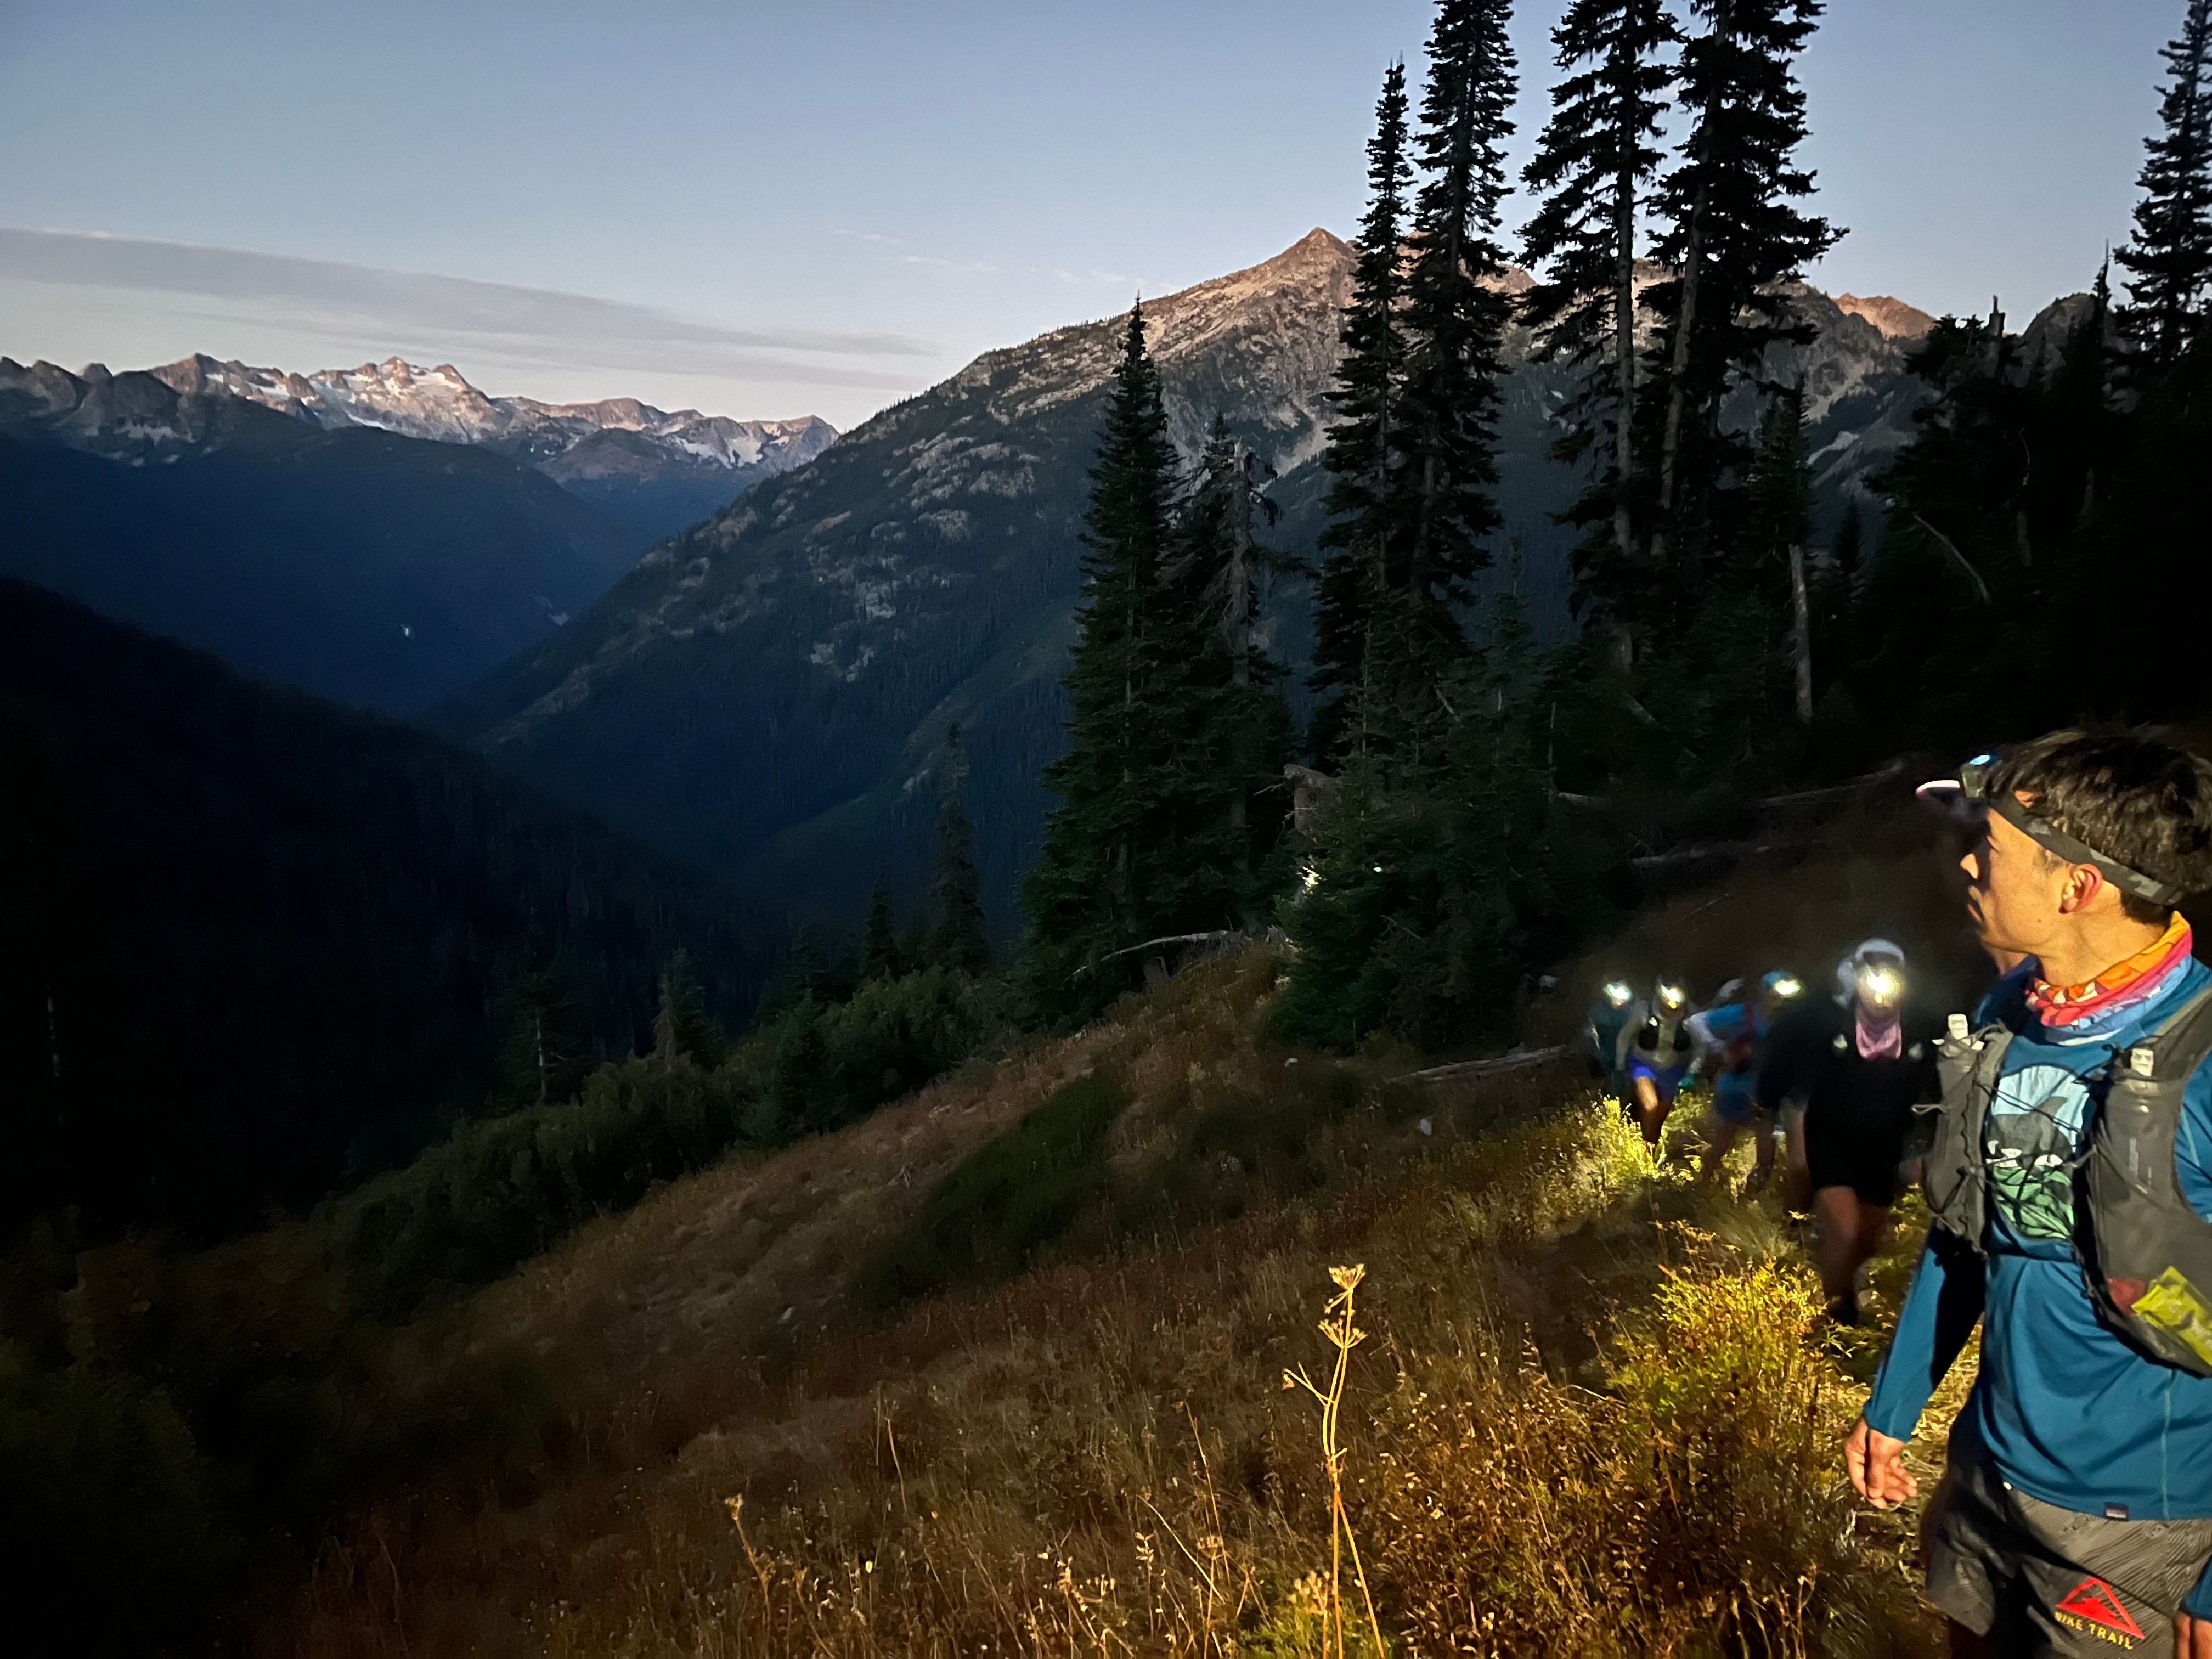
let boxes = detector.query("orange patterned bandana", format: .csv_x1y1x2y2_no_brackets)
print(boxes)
2028,912,2196,1028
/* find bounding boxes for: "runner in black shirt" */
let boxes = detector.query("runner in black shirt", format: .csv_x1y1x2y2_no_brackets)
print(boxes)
1758,939,1941,1323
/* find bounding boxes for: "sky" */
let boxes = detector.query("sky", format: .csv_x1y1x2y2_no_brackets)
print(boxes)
0,0,2186,430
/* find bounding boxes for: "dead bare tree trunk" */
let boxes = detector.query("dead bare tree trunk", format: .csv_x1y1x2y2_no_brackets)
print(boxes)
1788,543,1813,723
1652,107,1717,570
1611,106,1639,576
1226,445,1255,921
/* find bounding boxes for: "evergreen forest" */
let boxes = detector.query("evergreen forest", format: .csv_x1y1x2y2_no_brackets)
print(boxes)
1028,0,2212,1046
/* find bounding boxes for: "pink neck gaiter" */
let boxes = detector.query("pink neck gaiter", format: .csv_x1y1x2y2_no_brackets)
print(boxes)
1855,1006,1903,1060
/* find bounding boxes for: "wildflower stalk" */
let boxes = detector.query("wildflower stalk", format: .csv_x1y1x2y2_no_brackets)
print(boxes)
1284,1263,1387,1658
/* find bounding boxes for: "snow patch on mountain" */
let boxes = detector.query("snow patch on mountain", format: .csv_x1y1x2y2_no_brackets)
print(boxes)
0,351,837,514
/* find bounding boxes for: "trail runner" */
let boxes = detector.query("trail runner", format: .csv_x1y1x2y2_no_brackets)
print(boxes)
1617,976,1694,1150
1760,938,1939,1322
1849,729,2212,1657
1689,967,1803,1192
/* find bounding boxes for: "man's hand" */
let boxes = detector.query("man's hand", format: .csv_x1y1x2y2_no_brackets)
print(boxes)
1846,1416,1917,1508
2177,1611,2212,1658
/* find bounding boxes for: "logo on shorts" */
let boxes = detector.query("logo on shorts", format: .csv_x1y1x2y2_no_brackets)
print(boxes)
2053,1577,2146,1647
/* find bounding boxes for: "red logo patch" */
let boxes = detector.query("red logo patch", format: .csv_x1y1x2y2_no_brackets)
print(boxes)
2054,1577,2146,1646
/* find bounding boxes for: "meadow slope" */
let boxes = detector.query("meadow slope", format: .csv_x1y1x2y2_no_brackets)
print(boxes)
272,916,1976,1656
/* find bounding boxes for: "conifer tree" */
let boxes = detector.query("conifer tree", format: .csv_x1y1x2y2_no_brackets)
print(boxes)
1310,63,1414,763
651,947,726,1068
1832,502,1863,579
1390,0,1520,760
860,876,902,981
1021,301,1182,992
1743,382,1813,577
1173,420,1293,927
1640,0,1838,623
763,995,827,1136
493,935,591,1109
2118,0,2212,367
928,724,991,975
1520,0,1682,649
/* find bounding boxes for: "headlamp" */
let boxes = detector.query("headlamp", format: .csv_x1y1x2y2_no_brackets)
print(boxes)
1602,980,1633,1007
1940,749,2187,907
1657,981,1686,1011
1857,962,1904,1009
1768,974,1802,1000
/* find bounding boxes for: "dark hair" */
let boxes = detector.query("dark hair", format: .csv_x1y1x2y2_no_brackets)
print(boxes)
1987,728,2212,923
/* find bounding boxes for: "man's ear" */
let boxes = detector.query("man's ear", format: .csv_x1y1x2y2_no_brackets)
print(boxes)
2057,862,2108,916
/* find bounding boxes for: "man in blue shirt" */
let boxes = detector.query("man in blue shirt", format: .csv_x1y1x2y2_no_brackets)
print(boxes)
1849,729,2212,1656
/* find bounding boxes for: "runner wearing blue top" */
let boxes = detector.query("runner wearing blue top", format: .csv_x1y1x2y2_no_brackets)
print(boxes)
1689,968,1802,1192
1848,730,2212,1658
1584,978,1637,1098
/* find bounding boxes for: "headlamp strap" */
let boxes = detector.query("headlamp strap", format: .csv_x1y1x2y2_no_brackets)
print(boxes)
1987,794,2185,908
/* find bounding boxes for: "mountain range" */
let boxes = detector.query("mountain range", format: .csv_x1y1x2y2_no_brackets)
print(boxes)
435,228,1943,929
4,352,837,540
0,354,833,712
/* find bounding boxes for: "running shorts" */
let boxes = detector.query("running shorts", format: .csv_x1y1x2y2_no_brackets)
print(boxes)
1927,1427,2212,1655
1711,1079,1763,1126
1804,1110,1909,1207
1628,1060,1685,1099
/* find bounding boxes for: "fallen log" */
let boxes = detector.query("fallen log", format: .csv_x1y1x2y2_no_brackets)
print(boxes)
1398,1043,1577,1083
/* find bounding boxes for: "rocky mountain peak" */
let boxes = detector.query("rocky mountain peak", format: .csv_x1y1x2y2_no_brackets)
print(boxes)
1835,294,1937,340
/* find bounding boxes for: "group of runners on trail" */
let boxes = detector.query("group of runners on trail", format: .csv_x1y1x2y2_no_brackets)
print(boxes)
1585,729,2212,1656
1588,936,1941,1324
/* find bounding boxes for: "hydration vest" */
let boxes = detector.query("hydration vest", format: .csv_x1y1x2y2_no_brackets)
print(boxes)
1632,1012,1694,1064
1921,984,2212,1377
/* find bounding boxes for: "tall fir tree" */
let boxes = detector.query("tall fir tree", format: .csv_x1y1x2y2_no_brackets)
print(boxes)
651,947,726,1068
1310,63,1415,764
2118,0,2212,367
1519,0,1682,654
860,876,903,981
1743,381,1812,578
927,724,991,975
1172,420,1293,928
1020,302,1184,1002
492,935,592,1110
1390,0,1520,764
1639,0,1838,634
762,994,827,1138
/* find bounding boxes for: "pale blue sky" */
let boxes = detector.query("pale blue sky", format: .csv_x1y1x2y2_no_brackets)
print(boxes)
0,0,2183,427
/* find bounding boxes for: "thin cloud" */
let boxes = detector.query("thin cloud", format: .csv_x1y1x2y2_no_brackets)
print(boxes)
1,226,936,391
890,245,1144,290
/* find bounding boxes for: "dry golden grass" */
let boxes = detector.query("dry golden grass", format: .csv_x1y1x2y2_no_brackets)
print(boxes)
260,935,1965,1659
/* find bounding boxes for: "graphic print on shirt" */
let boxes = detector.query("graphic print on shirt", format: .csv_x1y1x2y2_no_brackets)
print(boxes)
1985,1062,2095,1243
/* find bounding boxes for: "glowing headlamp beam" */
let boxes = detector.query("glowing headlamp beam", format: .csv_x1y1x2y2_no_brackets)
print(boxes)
1858,966,1904,1006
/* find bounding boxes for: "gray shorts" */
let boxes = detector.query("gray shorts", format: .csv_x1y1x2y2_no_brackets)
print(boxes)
1926,1430,2212,1654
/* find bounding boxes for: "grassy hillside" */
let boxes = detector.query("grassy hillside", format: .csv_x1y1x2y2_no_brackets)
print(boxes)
266,924,1974,1656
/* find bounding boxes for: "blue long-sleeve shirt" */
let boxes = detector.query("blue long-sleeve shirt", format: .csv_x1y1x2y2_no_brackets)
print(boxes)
1865,956,2212,1615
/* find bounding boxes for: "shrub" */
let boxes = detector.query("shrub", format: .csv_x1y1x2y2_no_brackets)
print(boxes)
1368,1248,1916,1655
0,1342,241,1655
819,967,1008,1128
330,1053,758,1313
855,1068,1126,1308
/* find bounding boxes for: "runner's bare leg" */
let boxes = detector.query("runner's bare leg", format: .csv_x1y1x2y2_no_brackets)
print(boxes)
1635,1074,1668,1150
1814,1187,1863,1309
